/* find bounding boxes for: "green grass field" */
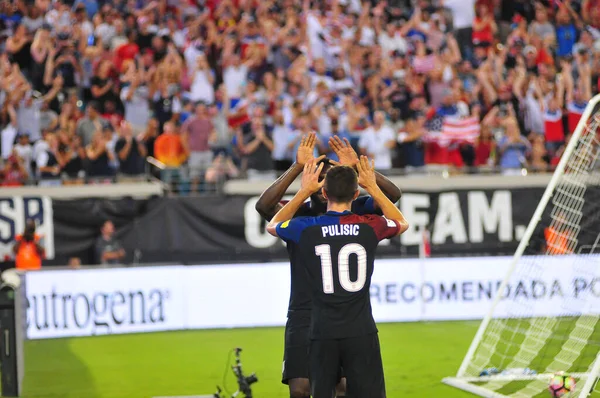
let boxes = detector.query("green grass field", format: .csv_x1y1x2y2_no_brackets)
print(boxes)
22,321,479,398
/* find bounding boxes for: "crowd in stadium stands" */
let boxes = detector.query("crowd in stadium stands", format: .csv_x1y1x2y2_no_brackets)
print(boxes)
0,0,600,189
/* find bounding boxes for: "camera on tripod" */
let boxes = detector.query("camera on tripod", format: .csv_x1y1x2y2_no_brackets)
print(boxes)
214,348,258,398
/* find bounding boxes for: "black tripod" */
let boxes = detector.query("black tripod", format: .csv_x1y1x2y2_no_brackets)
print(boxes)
213,348,258,398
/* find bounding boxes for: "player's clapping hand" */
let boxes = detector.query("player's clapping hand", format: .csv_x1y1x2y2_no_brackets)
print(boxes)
296,132,324,166
329,136,359,166
357,155,377,191
301,160,325,194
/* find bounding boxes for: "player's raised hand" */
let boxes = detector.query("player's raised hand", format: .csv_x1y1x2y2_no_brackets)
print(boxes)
357,155,377,190
301,159,325,194
329,136,359,166
296,132,319,166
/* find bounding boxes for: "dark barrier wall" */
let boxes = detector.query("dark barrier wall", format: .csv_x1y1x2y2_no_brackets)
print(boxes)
47,187,551,265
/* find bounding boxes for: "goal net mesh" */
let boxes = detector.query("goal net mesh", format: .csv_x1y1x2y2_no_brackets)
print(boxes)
456,102,600,397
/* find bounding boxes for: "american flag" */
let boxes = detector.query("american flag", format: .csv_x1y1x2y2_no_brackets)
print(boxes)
424,116,480,147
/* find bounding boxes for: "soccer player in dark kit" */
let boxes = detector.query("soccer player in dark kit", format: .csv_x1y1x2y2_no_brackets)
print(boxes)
266,157,409,397
255,133,401,398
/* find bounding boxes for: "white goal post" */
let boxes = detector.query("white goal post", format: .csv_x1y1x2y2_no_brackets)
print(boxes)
443,94,600,398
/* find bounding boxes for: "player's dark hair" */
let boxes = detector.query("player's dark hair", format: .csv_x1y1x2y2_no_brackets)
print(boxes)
324,166,358,203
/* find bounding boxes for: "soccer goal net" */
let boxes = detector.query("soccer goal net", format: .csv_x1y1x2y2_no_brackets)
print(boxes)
443,94,600,398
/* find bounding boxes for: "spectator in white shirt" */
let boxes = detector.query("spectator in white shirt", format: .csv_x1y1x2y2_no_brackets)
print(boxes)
443,0,476,59
188,55,215,104
271,110,294,173
359,111,397,171
223,54,248,100
379,21,408,58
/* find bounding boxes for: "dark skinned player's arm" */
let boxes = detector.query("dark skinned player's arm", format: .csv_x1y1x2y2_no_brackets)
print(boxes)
255,162,304,222
373,170,402,204
256,133,324,221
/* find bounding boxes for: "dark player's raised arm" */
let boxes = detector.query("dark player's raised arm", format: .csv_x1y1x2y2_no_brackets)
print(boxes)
374,171,402,204
255,133,324,221
267,160,325,238
255,163,303,221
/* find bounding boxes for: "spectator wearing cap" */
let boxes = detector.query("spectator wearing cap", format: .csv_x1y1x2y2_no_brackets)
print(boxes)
359,110,397,171
115,121,147,178
76,101,106,147
182,102,214,191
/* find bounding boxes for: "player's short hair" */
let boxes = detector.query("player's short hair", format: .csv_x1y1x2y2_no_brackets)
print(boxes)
324,166,358,203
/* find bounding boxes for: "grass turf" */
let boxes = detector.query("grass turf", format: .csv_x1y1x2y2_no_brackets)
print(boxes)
23,321,478,398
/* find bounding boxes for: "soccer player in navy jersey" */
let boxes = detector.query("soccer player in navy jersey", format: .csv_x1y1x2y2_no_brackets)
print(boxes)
266,157,409,398
255,133,401,398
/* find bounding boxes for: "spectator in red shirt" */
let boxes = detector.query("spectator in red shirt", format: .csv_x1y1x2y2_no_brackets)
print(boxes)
1,154,28,186
472,3,497,45
114,30,140,73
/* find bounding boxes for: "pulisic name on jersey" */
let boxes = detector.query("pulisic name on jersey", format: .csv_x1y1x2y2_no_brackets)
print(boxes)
321,224,360,237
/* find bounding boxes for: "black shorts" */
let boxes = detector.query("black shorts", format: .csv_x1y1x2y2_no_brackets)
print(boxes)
309,333,385,398
282,311,311,384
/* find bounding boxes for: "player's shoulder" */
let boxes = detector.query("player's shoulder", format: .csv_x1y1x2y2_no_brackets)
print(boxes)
340,213,382,224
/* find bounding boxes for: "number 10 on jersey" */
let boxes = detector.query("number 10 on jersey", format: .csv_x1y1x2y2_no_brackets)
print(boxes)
315,244,368,294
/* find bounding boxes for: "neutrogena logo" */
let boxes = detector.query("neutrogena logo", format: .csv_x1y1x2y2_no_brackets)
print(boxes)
27,288,170,335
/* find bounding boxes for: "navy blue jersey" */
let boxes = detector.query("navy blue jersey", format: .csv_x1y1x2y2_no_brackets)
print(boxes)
277,210,400,339
283,197,378,314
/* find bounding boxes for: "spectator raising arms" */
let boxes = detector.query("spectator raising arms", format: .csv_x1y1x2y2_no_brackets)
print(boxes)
0,0,598,189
